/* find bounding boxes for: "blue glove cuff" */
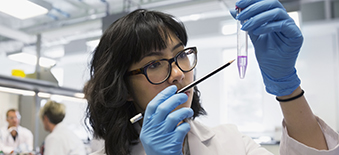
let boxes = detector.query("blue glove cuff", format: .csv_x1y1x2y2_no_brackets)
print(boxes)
262,68,301,96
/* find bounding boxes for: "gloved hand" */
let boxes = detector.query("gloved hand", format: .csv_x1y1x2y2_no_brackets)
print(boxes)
140,85,194,155
230,0,303,96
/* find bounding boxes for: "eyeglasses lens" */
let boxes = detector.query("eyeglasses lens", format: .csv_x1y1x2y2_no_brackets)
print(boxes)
146,60,170,84
177,48,196,71
146,48,196,84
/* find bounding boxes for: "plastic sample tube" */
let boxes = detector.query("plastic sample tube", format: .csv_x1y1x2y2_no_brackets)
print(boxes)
237,7,248,79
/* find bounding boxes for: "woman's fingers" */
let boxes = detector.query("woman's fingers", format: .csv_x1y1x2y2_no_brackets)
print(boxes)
236,0,285,21
241,7,289,32
241,8,289,33
143,85,177,121
163,108,193,132
152,93,188,124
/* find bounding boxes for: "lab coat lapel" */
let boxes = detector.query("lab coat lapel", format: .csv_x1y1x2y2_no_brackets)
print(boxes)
5,127,17,146
187,120,216,154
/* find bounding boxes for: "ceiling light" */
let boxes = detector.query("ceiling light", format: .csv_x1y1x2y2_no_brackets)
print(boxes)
0,86,35,96
0,0,48,19
51,94,87,103
8,53,56,67
38,92,51,98
189,14,201,21
179,14,202,22
74,93,85,98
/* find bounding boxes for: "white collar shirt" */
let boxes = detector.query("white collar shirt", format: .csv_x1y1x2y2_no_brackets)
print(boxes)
0,125,33,154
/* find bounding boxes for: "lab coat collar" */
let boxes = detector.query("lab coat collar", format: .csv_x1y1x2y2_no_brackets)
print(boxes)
52,122,65,133
187,119,215,142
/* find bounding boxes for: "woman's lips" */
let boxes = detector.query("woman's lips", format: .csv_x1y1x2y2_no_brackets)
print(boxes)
184,91,190,96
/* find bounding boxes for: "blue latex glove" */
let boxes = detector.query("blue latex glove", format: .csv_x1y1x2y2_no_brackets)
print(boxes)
230,0,303,96
140,85,194,155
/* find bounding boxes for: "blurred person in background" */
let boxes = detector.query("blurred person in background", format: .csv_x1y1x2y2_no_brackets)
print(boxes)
39,100,86,155
0,109,33,154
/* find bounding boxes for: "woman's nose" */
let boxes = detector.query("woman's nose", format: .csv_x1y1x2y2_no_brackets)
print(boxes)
167,63,184,84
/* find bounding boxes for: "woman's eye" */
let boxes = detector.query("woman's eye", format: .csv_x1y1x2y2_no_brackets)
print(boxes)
148,60,162,69
178,51,188,59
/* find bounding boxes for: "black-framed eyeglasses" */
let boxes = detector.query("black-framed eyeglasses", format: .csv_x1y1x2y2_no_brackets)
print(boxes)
126,47,197,85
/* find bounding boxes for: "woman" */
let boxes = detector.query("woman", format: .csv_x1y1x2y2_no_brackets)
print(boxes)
84,0,339,154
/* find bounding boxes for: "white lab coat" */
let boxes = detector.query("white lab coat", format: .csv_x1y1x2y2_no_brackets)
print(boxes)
91,116,339,155
44,123,86,155
0,126,33,154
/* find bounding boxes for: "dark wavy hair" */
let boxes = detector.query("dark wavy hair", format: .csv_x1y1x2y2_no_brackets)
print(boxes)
84,9,206,155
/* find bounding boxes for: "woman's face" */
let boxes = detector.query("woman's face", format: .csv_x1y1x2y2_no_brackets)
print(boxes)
127,35,194,113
